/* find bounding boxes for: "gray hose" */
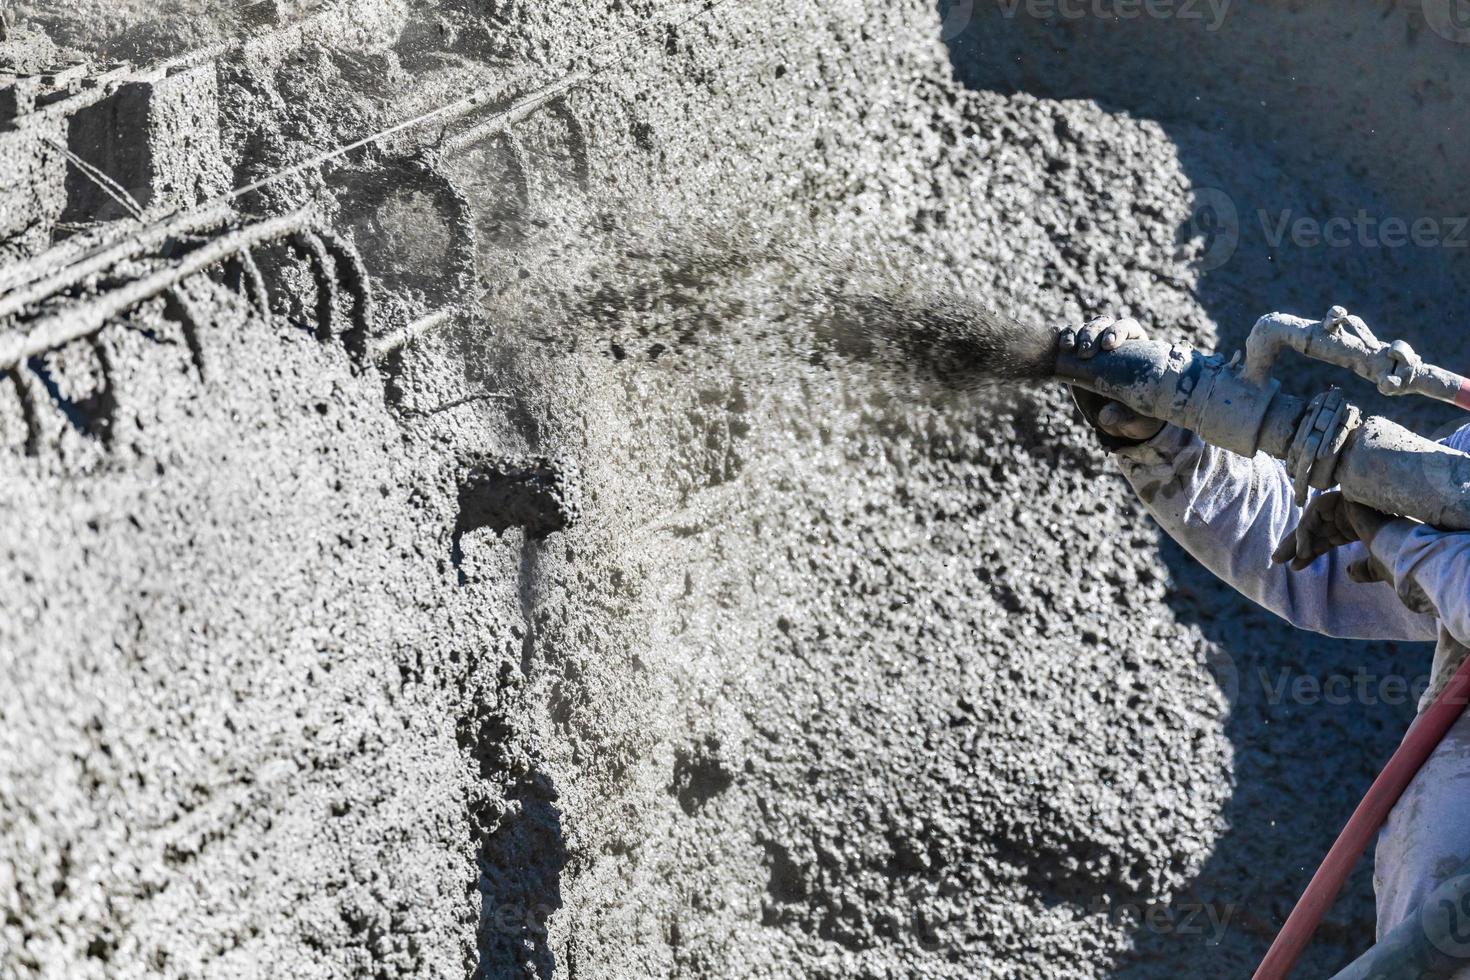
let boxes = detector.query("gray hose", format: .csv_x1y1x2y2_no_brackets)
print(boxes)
1056,338,1470,532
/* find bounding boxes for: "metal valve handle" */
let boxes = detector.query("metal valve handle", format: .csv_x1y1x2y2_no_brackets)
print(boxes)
1243,306,1470,410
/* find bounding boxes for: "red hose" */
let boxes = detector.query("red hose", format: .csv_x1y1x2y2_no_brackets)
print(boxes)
1252,653,1470,979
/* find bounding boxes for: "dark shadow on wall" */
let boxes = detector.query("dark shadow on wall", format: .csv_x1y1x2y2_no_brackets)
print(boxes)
941,4,1470,976
473,767,566,980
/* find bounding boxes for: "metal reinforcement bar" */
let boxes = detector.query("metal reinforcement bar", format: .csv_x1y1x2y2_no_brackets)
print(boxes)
0,203,236,313
1,2,357,133
2,0,728,313
0,67,565,324
216,0,732,203
0,0,733,379
441,72,589,156
0,209,313,372
1,62,141,133
371,306,460,360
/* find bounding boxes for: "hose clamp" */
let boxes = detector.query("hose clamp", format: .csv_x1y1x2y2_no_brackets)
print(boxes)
1286,387,1362,505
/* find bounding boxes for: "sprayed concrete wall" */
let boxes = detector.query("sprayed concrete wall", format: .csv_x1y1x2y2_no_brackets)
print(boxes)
946,0,1470,222
4,1,1470,978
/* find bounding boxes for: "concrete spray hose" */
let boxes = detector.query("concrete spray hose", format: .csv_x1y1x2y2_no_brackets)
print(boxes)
1056,307,1470,979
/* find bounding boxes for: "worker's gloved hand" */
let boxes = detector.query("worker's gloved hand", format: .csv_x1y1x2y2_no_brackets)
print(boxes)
1060,316,1165,449
1271,490,1395,581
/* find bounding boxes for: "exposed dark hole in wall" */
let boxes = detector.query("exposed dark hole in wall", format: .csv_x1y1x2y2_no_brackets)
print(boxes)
61,82,154,224
56,63,222,231
452,457,576,585
456,457,576,542
27,342,116,445
670,736,735,816
759,838,808,922
334,161,477,309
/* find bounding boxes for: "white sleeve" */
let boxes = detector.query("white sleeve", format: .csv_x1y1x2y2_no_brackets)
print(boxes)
1367,521,1470,647
1113,425,1437,642
1363,422,1470,647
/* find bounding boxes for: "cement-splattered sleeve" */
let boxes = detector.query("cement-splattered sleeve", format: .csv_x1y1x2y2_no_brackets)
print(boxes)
1113,424,1437,642
1364,423,1470,648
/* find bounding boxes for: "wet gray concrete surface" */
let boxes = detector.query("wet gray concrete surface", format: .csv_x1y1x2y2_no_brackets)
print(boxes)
3,1,1470,977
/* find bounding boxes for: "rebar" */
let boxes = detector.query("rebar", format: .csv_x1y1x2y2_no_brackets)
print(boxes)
546,97,591,190
44,136,146,220
287,230,337,342
0,209,314,373
372,307,459,360
0,203,235,317
7,366,41,456
223,248,272,319
161,287,208,380
317,230,373,361
441,73,590,157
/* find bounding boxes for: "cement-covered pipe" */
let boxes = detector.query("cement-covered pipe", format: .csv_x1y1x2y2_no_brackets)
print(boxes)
1055,338,1470,532
1243,310,1470,409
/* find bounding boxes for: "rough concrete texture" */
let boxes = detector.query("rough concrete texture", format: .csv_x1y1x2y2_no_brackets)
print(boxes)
4,1,1470,978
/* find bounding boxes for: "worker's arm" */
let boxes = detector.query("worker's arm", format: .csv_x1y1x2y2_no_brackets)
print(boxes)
1113,425,1437,641
1359,425,1470,647
1060,315,1434,642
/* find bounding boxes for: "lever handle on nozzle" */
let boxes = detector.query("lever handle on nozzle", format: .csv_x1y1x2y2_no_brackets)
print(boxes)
1245,307,1470,410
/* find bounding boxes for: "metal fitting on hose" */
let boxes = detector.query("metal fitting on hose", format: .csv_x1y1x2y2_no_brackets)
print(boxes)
1055,335,1470,531
1284,388,1361,506
1245,306,1470,408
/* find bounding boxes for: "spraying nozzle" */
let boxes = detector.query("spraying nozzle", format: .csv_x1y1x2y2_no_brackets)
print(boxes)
1055,336,1293,460
1053,326,1470,532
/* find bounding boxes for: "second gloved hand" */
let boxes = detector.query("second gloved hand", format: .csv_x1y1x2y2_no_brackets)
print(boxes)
1271,490,1395,582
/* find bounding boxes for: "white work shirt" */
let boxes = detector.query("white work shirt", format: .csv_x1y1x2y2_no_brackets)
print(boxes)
1115,422,1470,948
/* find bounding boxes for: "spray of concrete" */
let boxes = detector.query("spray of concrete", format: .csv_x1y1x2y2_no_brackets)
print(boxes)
463,215,1059,404
813,287,1057,389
